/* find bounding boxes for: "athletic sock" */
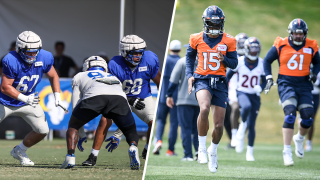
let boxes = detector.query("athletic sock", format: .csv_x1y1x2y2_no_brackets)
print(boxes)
91,149,99,156
18,142,28,152
198,136,207,150
284,145,291,152
210,141,219,154
231,129,237,140
247,145,253,154
68,150,75,156
297,132,305,140
144,144,148,150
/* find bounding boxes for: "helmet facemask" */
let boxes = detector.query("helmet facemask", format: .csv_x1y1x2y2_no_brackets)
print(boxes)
20,48,40,64
287,19,308,46
119,35,147,66
125,49,145,66
244,37,261,61
203,19,223,36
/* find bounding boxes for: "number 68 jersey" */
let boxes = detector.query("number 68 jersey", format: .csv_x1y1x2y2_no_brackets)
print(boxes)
232,56,265,94
108,51,159,99
0,50,53,107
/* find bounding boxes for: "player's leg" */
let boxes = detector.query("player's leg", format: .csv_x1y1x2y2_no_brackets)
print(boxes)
131,96,155,159
305,94,319,151
223,102,232,149
12,104,49,166
293,92,314,159
153,103,169,154
195,89,212,164
235,92,251,153
167,104,178,156
229,88,240,147
108,109,140,170
178,105,194,161
192,106,200,160
83,116,113,166
246,94,260,161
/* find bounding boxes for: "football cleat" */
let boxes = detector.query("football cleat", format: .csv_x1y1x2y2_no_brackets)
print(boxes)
224,143,235,150
246,152,255,161
82,153,97,166
10,146,34,166
194,151,198,161
304,140,312,152
142,148,147,159
60,154,75,169
293,134,304,158
235,137,244,153
207,145,218,173
181,157,194,161
166,149,177,156
230,138,237,147
152,140,162,155
283,150,294,166
197,148,208,164
129,144,140,170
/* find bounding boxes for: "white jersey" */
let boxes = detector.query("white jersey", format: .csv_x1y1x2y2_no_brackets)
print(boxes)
232,56,265,94
71,70,126,109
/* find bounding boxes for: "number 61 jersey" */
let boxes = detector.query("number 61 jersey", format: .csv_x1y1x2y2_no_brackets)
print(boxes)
108,51,159,99
0,50,53,107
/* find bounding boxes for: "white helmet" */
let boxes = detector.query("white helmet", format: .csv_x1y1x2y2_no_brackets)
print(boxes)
83,56,108,72
119,35,146,66
16,31,42,64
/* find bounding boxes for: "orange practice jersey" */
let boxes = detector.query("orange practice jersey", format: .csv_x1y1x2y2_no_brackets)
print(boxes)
274,37,319,76
189,31,236,76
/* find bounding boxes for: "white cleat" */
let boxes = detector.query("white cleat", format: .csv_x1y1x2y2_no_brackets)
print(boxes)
235,138,244,153
230,138,237,147
129,144,140,170
60,154,75,169
283,150,294,166
207,145,218,173
246,152,255,161
181,157,194,161
304,140,312,152
197,148,208,164
152,140,162,155
293,134,304,159
10,146,34,166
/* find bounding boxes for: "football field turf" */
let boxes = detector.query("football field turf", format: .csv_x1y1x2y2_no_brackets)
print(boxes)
0,139,145,180
145,140,320,180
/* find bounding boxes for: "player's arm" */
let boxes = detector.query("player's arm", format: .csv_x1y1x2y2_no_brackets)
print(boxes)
185,45,197,80
263,46,278,94
311,51,320,81
152,70,161,89
166,58,183,108
226,68,236,80
221,51,238,69
0,74,20,99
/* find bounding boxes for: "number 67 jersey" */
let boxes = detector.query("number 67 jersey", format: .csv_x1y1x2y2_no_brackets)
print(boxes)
108,51,159,99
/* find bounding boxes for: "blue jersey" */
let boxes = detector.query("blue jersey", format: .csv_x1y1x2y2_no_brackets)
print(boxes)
0,50,54,106
108,51,159,99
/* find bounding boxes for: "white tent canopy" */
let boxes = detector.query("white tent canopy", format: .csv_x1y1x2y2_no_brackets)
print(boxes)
0,0,175,71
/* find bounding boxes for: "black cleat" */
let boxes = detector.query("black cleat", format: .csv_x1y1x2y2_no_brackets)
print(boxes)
142,148,147,159
82,153,97,166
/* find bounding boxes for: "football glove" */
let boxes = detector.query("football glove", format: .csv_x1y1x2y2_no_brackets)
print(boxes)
77,137,87,152
309,71,317,83
264,78,274,94
54,92,68,110
105,136,120,152
17,92,40,107
253,85,262,96
127,97,145,110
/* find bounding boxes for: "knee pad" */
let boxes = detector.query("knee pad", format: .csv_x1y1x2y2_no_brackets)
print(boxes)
283,105,296,129
121,123,139,145
300,107,314,128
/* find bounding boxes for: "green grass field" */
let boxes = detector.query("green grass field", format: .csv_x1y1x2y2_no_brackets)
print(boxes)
0,139,145,180
145,0,320,179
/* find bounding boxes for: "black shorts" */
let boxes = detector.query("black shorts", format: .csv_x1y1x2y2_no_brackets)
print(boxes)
72,95,130,123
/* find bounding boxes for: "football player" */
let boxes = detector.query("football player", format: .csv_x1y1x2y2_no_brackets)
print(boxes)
227,37,266,161
60,56,140,170
264,19,320,166
186,6,238,173
0,31,66,166
78,35,160,165
229,33,249,148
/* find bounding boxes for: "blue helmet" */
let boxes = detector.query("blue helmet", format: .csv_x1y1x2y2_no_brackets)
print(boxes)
202,5,225,36
235,33,249,56
16,31,42,64
244,37,261,61
119,35,147,66
287,18,308,45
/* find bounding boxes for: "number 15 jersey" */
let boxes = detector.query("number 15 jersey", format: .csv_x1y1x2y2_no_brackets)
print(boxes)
108,51,159,99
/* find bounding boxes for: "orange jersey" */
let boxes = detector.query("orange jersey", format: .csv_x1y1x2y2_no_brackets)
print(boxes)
273,37,319,76
189,31,236,76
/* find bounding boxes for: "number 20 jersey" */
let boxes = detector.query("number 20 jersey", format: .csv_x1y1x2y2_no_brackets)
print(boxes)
108,51,159,99
0,50,53,107
190,31,236,77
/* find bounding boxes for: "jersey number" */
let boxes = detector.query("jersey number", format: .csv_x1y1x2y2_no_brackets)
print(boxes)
241,75,258,88
16,75,39,93
287,54,304,70
123,78,143,95
203,52,220,71
87,72,104,79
